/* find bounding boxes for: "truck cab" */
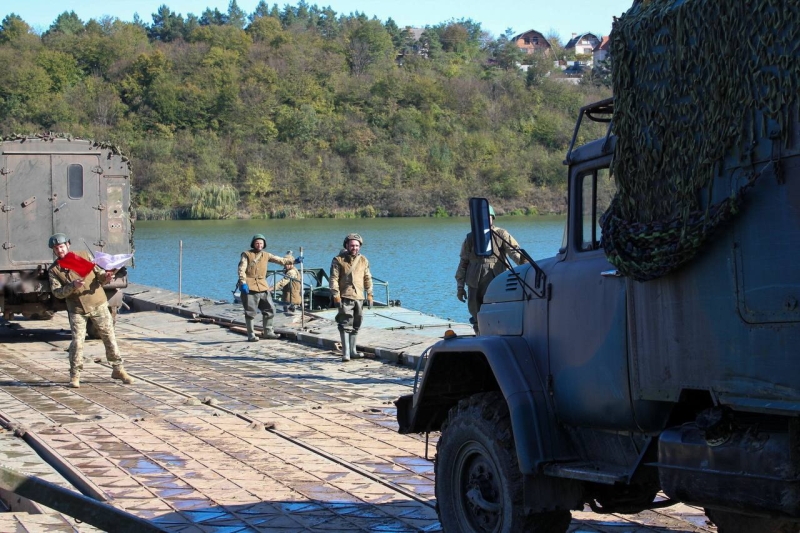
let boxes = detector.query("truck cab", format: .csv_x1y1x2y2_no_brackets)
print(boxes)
396,95,800,533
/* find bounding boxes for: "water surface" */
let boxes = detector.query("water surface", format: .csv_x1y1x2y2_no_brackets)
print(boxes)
130,216,565,324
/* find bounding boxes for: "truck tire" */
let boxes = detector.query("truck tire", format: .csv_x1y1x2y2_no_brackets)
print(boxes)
435,391,571,533
705,509,800,533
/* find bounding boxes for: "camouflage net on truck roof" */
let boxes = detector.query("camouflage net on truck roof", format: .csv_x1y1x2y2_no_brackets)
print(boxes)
601,0,800,281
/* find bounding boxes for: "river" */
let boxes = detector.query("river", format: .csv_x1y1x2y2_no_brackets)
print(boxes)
130,216,566,324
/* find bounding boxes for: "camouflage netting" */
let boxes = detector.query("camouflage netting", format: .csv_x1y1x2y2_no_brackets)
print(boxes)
601,0,800,281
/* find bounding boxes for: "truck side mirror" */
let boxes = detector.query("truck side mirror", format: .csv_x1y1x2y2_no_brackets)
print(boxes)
469,197,493,257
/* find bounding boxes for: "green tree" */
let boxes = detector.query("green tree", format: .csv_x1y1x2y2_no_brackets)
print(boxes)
45,11,85,37
149,5,185,42
0,14,32,44
347,19,394,75
227,0,247,29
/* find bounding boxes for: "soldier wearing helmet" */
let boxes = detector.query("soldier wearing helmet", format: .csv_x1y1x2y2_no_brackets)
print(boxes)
237,234,294,341
47,233,134,388
329,233,373,362
455,205,526,334
274,251,302,314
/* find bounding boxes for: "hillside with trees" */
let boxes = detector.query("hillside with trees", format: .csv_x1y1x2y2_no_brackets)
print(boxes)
0,2,611,219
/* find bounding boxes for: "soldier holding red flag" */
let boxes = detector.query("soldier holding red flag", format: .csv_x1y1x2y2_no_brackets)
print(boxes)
47,233,134,389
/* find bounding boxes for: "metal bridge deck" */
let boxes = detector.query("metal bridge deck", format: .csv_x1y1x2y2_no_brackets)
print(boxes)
0,304,716,532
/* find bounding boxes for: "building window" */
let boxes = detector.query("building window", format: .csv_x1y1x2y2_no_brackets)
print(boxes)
68,164,84,199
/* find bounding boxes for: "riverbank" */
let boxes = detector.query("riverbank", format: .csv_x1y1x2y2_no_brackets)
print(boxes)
134,188,569,221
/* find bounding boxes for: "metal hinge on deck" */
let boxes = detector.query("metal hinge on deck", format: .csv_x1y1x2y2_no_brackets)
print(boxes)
93,204,106,211
3,242,15,249
0,167,11,175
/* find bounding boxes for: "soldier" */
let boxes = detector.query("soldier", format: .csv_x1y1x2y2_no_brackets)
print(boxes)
329,233,373,362
456,205,526,334
47,233,134,388
274,251,302,314
238,234,293,341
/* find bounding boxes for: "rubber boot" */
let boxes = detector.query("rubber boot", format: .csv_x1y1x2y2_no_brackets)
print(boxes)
246,317,258,341
69,372,80,388
111,366,135,384
349,333,363,359
339,330,350,362
262,316,280,339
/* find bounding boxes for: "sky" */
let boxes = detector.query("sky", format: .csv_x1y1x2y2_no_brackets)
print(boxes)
7,0,634,42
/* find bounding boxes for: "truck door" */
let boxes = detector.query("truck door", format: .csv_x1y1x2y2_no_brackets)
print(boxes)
546,164,636,429
51,154,103,250
4,152,54,265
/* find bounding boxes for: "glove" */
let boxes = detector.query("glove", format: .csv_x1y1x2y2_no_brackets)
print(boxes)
457,287,467,302
294,256,304,265
333,296,341,305
367,296,373,309
115,266,128,278
240,283,249,294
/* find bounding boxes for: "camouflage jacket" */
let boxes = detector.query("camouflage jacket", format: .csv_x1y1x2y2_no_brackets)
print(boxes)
455,227,524,289
48,251,109,314
238,249,292,292
275,265,302,304
329,251,373,301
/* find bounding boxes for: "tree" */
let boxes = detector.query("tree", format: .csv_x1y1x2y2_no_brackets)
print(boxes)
149,5,185,42
347,19,394,75
0,14,32,44
249,1,272,22
490,30,525,70
200,8,228,26
46,11,85,37
227,0,247,29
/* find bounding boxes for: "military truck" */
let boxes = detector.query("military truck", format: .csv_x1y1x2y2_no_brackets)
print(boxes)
396,1,800,532
0,135,132,321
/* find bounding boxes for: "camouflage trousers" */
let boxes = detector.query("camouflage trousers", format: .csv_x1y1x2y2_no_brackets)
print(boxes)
68,305,123,376
335,298,364,334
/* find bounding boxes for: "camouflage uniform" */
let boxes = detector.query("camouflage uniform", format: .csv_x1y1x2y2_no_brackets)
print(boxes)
456,226,524,332
330,250,373,334
48,251,123,379
238,241,293,340
330,234,373,362
274,263,302,312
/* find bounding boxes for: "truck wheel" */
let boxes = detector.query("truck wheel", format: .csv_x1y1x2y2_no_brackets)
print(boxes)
436,391,571,533
705,509,799,533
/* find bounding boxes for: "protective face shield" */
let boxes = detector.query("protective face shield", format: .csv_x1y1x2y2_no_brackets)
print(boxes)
48,233,70,249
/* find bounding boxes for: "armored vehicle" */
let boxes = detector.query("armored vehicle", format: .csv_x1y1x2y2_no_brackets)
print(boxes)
397,1,800,532
0,135,132,321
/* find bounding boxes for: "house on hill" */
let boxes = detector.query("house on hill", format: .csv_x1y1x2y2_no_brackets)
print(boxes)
511,29,552,55
593,35,610,63
565,32,600,56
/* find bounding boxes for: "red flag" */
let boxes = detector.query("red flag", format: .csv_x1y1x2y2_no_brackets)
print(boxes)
57,252,96,277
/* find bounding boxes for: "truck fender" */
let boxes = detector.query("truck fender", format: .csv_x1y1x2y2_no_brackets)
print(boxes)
402,335,573,473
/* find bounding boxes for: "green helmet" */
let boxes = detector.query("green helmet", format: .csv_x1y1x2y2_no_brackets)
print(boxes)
488,205,496,217
48,233,70,249
343,233,363,248
251,234,266,248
